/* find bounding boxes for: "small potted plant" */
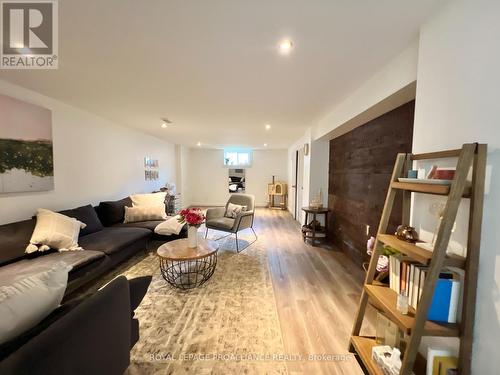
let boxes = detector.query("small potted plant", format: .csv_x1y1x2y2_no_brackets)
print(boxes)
178,208,206,248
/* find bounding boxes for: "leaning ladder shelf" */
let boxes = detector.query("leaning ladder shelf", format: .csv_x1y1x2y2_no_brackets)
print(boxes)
349,143,486,375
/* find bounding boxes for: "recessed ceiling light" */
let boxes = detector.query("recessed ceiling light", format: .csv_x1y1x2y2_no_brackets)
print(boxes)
263,143,268,147
197,142,202,147
278,39,293,54
161,122,168,128
265,124,271,130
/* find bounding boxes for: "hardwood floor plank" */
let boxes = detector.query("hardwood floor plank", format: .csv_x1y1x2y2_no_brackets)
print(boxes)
254,208,374,374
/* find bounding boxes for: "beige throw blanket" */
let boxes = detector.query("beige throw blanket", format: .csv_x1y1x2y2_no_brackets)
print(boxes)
154,215,184,235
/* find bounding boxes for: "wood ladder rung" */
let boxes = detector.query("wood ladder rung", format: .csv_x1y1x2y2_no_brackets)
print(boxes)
391,181,471,198
349,143,485,375
377,234,466,268
351,336,384,375
351,336,427,375
411,149,462,160
364,284,460,337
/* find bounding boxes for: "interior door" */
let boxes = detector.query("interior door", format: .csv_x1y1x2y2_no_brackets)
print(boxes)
296,148,304,224
290,151,298,219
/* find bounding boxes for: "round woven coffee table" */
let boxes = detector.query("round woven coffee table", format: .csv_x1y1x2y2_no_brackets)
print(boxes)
157,238,219,290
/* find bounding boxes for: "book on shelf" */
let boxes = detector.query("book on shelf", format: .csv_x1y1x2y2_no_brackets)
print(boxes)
389,254,412,294
432,356,458,375
427,348,457,375
388,255,462,323
428,278,461,323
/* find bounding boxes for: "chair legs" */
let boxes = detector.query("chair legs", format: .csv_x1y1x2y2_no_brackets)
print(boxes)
206,227,258,253
234,227,258,253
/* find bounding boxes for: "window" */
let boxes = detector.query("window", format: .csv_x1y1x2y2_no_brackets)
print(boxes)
223,149,252,167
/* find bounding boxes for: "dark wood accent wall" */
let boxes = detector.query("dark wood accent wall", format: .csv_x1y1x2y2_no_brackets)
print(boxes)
328,101,414,265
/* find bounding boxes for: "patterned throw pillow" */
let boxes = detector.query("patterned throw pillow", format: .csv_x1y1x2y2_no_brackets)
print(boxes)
26,209,87,253
123,206,167,223
0,261,71,344
224,203,247,219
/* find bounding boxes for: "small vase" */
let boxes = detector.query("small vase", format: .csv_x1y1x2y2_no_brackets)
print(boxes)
187,225,198,248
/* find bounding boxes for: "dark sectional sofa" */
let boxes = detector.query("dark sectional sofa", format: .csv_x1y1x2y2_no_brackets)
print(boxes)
0,196,186,296
0,196,187,374
0,275,152,375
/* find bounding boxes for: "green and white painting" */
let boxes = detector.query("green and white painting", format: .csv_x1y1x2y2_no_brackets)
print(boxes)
0,94,54,193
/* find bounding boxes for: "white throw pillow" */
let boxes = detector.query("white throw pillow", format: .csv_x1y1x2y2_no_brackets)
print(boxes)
130,192,167,207
124,205,167,223
225,203,247,219
26,209,86,253
0,261,71,344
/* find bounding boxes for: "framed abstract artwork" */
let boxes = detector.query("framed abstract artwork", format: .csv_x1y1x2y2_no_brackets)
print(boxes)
0,94,54,193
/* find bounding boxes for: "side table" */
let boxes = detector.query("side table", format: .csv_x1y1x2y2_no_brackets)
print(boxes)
301,207,330,246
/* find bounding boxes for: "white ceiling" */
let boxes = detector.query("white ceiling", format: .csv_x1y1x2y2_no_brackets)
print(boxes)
0,0,440,149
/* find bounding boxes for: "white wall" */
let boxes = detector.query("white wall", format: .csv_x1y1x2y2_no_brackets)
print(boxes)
287,134,329,225
175,144,192,208
412,0,500,372
314,41,418,141
289,41,419,225
247,150,288,207
188,148,287,207
0,79,176,225
288,128,312,224
309,139,329,207
188,149,229,206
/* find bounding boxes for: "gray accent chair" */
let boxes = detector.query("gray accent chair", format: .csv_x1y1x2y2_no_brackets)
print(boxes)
205,194,257,252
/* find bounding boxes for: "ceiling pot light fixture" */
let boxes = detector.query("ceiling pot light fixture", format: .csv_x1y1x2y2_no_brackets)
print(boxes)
265,124,271,130
278,39,293,54
197,142,202,147
264,143,268,147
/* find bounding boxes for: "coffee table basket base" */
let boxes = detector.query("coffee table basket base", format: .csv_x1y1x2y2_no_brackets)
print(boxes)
159,253,218,290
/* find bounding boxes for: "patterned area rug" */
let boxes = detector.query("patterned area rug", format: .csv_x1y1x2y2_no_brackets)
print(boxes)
99,229,287,374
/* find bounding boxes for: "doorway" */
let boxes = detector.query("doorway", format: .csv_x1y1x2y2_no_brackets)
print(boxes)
291,148,304,223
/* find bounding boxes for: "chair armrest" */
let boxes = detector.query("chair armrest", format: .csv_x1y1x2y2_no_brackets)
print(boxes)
233,210,254,231
206,207,226,220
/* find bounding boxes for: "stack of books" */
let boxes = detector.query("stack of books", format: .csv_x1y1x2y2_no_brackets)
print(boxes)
388,255,462,323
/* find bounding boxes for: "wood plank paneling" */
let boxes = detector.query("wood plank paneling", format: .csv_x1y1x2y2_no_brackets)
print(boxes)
328,101,414,265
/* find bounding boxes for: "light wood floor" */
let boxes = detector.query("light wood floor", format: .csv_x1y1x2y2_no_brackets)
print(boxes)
253,208,375,375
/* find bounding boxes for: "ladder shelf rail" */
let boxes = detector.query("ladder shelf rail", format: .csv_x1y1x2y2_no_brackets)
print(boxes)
349,143,486,375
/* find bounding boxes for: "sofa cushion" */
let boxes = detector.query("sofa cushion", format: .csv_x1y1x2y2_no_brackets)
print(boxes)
0,250,105,286
113,220,164,231
206,217,235,230
78,228,150,255
0,219,36,266
59,205,104,236
97,197,132,227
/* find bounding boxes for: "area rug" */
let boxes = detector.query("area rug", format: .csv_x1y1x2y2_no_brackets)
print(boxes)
98,229,287,374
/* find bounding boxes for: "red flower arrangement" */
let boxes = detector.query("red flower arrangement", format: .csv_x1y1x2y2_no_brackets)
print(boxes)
178,208,205,227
